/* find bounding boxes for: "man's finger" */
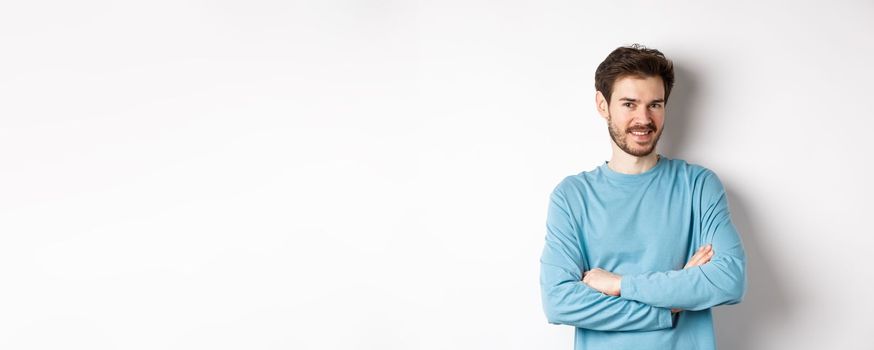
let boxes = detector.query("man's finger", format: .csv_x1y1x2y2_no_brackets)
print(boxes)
694,245,714,266
695,246,715,268
683,245,707,269
704,248,714,262
684,245,713,269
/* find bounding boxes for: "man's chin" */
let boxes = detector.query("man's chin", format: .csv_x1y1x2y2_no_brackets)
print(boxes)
621,145,656,157
630,151,655,157
623,137,660,157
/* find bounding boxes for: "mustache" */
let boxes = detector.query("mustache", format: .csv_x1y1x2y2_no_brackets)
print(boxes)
627,124,656,133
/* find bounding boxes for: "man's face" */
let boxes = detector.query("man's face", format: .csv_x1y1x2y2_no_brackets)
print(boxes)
596,75,666,157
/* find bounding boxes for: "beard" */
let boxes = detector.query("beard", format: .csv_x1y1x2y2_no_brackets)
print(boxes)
607,114,662,157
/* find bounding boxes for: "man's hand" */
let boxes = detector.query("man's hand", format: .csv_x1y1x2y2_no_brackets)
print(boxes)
580,244,715,311
671,244,714,313
582,268,622,296
683,244,713,270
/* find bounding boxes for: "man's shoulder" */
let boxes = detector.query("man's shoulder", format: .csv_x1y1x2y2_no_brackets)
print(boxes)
662,156,720,178
550,164,603,195
666,157,726,195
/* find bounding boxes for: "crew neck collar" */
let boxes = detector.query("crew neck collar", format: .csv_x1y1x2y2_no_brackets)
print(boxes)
599,154,667,182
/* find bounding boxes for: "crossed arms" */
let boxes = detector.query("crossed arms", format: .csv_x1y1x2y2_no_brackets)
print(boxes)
539,173,747,331
582,244,714,314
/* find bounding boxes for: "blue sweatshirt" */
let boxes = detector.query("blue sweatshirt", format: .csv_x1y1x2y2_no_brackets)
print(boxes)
539,155,746,350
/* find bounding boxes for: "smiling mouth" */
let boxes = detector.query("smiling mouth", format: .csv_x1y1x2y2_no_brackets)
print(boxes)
629,130,653,136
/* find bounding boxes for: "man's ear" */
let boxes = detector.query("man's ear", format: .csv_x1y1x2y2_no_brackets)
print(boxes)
595,91,610,120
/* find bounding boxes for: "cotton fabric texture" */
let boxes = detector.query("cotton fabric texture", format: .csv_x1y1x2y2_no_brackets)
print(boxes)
540,155,747,350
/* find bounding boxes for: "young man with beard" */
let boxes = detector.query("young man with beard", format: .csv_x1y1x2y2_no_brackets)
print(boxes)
539,44,747,349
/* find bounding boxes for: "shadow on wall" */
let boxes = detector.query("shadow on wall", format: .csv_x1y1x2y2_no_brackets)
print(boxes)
715,190,793,349
658,65,698,156
662,64,792,349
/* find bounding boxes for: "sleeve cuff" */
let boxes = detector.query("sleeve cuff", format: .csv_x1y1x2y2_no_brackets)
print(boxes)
659,308,675,329
620,275,637,300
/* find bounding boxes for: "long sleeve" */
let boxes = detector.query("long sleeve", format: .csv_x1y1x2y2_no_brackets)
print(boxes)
540,187,674,331
620,170,747,311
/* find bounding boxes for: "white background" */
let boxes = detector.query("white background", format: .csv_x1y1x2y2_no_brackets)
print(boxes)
2,1,873,349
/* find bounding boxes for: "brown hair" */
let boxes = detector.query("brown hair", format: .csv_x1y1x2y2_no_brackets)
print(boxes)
595,43,675,105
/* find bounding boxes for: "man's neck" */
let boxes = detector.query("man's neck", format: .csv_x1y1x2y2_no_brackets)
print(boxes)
607,147,660,175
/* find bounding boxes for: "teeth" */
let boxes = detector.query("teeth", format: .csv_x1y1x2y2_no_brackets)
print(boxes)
631,131,649,135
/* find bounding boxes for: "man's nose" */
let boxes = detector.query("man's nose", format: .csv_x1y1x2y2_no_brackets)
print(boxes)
633,106,653,123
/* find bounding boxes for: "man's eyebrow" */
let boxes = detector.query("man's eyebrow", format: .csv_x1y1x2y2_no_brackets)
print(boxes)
618,97,665,104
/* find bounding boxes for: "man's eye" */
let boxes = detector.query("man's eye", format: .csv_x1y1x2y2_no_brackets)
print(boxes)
650,104,662,109
623,102,633,108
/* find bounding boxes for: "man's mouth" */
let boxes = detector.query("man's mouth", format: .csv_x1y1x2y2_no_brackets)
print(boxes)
627,128,655,144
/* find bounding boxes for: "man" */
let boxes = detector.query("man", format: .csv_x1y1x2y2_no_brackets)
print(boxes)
539,44,747,350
